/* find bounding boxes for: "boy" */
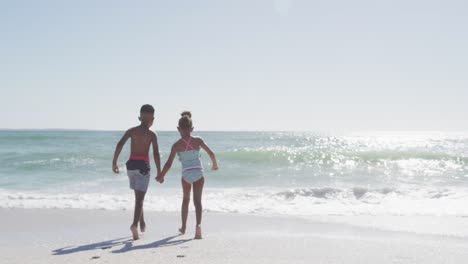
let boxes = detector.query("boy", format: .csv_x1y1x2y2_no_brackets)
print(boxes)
112,104,161,240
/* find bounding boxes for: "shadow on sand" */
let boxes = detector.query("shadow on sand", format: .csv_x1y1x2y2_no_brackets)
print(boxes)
52,235,191,255
112,235,192,253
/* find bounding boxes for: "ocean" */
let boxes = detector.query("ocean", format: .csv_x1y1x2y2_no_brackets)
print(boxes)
1,130,467,216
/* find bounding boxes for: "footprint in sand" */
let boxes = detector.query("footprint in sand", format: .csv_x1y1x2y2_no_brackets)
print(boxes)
177,255,186,258
90,256,101,260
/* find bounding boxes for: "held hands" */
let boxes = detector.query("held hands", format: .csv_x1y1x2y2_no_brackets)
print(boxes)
155,172,165,184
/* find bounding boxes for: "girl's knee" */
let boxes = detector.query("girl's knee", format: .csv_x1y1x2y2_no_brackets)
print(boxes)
182,196,190,205
193,200,202,210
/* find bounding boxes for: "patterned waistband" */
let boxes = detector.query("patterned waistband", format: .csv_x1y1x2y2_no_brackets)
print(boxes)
129,155,150,163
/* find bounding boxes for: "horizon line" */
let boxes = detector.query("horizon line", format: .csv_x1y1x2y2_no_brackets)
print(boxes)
0,128,467,134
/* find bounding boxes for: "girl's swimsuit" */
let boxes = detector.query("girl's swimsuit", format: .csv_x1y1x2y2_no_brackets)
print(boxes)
178,137,204,184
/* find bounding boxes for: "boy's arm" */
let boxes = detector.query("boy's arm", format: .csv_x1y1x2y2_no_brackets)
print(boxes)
151,132,161,176
112,129,131,173
157,144,177,183
200,138,218,170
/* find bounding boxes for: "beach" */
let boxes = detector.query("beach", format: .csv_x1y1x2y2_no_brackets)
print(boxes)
2,208,468,264
2,0,468,262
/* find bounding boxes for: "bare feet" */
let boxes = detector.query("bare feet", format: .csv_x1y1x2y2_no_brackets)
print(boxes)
194,226,202,239
140,222,146,233
130,225,139,240
179,227,186,235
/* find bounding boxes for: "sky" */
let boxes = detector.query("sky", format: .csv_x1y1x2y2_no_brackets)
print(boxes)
0,0,467,131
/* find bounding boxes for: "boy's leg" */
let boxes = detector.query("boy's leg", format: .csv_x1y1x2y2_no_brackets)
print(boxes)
193,177,204,239
180,178,192,234
131,190,146,240
140,207,146,232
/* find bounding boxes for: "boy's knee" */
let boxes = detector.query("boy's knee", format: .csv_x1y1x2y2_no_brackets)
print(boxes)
182,197,190,204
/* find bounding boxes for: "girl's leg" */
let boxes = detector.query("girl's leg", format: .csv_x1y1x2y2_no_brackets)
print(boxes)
180,178,192,234
193,177,205,239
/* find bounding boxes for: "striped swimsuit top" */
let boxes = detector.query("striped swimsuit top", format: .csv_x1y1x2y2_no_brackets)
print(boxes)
177,137,203,173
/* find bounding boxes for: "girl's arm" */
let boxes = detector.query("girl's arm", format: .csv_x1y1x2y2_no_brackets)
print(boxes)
200,139,218,170
157,144,177,183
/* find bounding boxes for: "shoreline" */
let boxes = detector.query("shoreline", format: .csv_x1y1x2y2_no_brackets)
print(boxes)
2,208,468,264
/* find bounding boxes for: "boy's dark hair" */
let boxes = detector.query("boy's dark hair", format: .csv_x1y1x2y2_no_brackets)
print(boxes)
140,104,155,114
179,111,192,129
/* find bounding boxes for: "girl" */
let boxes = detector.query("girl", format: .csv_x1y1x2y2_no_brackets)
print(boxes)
157,111,218,239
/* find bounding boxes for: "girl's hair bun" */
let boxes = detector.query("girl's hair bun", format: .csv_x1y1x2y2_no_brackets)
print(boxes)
179,111,193,129
181,111,192,118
